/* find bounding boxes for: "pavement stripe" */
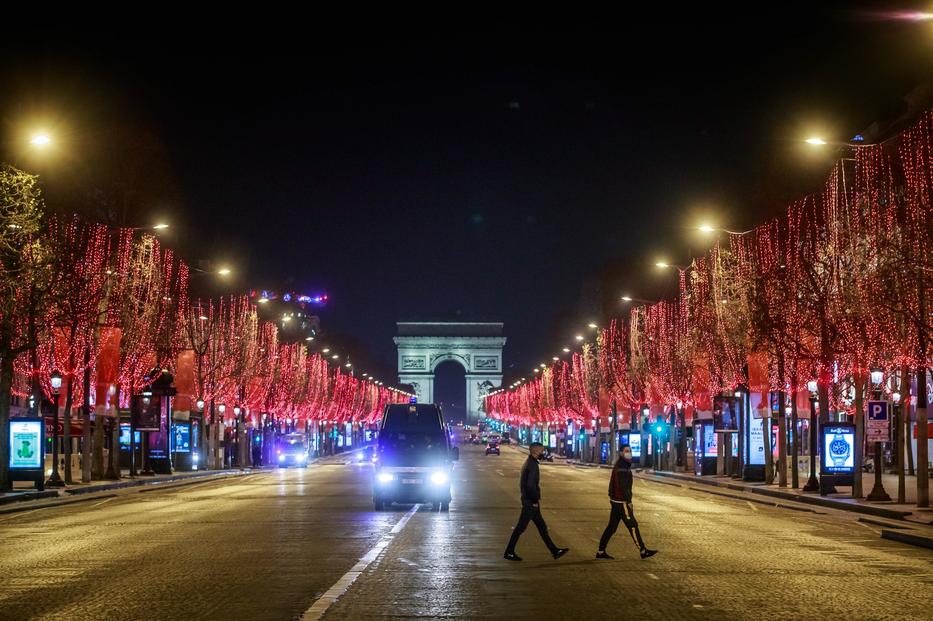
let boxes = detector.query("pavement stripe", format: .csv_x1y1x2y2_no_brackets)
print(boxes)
300,504,419,621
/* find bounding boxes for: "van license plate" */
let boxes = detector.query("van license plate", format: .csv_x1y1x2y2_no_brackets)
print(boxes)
402,478,422,484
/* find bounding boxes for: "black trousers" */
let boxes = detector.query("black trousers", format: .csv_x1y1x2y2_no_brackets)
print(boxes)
505,502,558,554
598,501,646,552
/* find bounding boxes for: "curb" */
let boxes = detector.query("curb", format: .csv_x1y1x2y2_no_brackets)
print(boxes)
64,469,252,496
0,490,59,506
647,470,912,520
881,529,933,550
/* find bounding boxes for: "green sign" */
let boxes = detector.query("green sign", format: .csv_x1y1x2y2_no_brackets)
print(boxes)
9,419,43,469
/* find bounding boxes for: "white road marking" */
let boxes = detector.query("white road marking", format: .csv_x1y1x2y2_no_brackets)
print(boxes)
495,470,505,477
693,604,704,609
300,504,419,621
647,573,659,580
91,497,115,508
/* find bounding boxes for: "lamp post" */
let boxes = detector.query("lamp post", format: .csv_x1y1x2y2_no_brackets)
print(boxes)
893,391,906,504
45,370,65,487
865,368,891,501
233,404,245,469
802,379,821,492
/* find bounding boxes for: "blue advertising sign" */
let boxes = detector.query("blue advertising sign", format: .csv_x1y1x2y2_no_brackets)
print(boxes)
703,425,717,457
629,433,642,458
822,424,856,473
171,424,191,453
119,423,142,450
9,419,43,470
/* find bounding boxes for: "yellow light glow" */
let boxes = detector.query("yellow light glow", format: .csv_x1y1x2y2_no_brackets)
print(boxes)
30,133,51,148
621,296,633,301
562,347,570,353
153,223,169,230
217,267,231,275
805,137,826,145
588,323,597,329
575,335,584,340
698,224,715,233
322,348,330,353
257,297,269,304
655,262,670,268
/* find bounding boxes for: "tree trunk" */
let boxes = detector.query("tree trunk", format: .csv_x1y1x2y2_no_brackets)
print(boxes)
63,382,74,484
81,350,92,483
105,384,120,480
0,350,14,492
852,372,865,498
93,411,104,478
778,390,787,487
791,390,799,489
917,364,929,507
905,381,915,476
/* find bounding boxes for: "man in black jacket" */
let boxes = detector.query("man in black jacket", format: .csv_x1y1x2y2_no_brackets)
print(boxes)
503,443,569,561
596,444,658,560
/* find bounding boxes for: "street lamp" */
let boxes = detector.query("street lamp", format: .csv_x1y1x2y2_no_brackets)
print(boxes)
805,137,827,145
865,367,892,501
30,133,52,148
46,370,65,487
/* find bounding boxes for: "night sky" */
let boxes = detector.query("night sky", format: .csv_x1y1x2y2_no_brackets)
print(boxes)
2,6,932,402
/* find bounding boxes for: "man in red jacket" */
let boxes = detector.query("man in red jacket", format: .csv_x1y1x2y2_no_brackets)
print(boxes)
596,444,658,560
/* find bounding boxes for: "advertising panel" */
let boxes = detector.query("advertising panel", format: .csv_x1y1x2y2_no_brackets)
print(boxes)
629,433,642,458
9,419,43,470
703,425,717,457
172,424,191,453
747,408,766,465
822,424,855,473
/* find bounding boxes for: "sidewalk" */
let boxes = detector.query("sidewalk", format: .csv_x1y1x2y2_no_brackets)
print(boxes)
0,467,258,514
642,469,933,523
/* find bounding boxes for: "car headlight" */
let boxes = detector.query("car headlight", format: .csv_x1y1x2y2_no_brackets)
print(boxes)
430,471,448,485
298,454,307,462
278,454,286,463
377,472,394,484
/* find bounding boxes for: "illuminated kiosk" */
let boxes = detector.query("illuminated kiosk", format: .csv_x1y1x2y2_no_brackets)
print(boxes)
394,322,505,422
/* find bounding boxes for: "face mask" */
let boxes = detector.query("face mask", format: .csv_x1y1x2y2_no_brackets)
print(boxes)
622,451,632,460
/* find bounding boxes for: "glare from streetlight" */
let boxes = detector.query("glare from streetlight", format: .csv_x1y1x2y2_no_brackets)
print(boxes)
152,223,169,230
575,335,584,341
217,267,231,276
655,261,670,268
257,297,269,304
30,133,51,148
562,347,570,353
588,323,598,329
621,295,633,301
805,137,826,145
698,223,715,233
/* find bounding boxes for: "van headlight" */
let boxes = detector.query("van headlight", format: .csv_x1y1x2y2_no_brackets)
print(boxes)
278,454,286,463
430,471,448,485
377,472,394,484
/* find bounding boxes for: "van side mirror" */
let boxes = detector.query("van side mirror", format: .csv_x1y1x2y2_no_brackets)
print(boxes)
451,446,460,461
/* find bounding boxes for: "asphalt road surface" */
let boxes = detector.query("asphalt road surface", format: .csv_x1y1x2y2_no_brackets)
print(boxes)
0,434,930,621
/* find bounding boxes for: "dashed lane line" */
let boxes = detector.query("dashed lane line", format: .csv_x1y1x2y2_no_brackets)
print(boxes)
299,504,419,621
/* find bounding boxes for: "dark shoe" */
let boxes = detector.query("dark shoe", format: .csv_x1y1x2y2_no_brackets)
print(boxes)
503,552,522,561
595,551,614,560
552,547,569,560
640,548,658,559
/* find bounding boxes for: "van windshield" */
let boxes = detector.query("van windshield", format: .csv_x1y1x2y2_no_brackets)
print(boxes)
379,405,447,465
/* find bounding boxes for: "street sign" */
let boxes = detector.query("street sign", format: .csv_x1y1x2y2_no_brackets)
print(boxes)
866,400,890,443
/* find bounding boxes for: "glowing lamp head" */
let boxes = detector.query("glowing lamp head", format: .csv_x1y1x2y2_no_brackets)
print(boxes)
870,367,884,386
807,380,818,394
621,296,633,302
49,370,63,391
698,224,715,233
152,223,169,230
655,261,670,269
805,137,827,146
233,405,241,415
892,391,901,404
196,398,205,410
218,404,226,414
217,267,231,276
30,133,51,148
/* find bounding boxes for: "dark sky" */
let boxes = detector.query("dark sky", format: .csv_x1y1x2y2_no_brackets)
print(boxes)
2,6,933,388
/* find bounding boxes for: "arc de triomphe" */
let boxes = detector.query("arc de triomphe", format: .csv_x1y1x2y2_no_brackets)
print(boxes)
394,322,505,421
